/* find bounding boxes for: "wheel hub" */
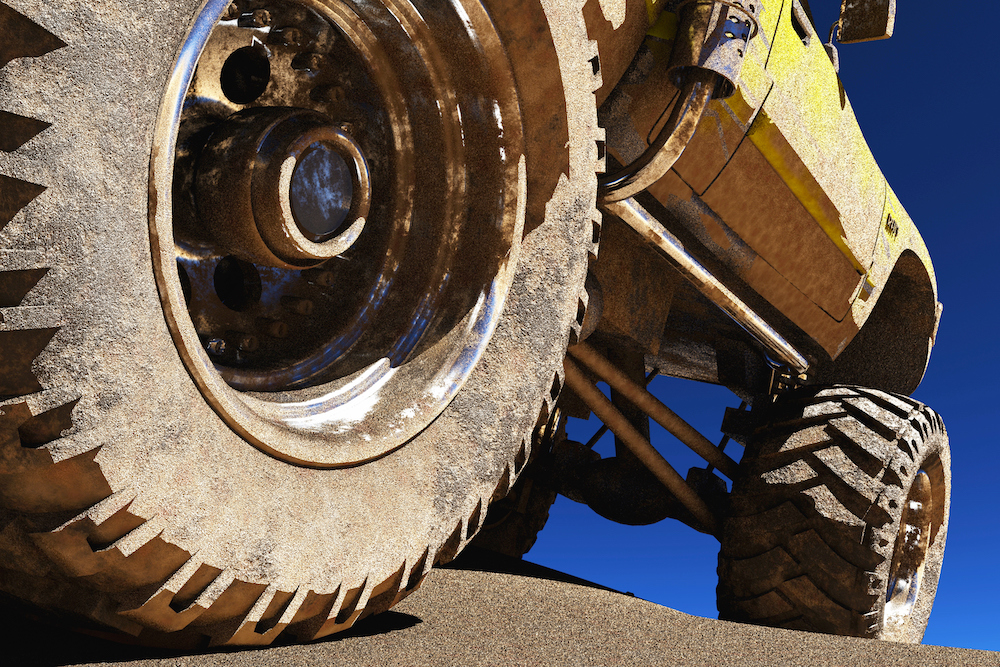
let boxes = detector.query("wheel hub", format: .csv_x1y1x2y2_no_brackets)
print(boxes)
884,469,934,630
196,107,370,268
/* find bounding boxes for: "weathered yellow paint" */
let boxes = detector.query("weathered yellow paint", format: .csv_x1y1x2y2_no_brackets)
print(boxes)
746,109,865,273
646,8,677,39
644,0,663,26
849,185,937,327
703,130,862,322
737,0,780,105
601,0,937,350
758,0,885,273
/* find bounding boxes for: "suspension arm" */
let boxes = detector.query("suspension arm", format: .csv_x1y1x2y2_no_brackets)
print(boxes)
568,341,740,479
563,356,720,536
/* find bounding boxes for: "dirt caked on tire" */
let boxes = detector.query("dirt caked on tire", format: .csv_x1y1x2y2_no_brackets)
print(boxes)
469,410,563,558
718,386,950,643
0,0,602,646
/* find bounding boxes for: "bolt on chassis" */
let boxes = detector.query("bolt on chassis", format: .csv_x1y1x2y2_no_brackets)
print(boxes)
0,0,945,648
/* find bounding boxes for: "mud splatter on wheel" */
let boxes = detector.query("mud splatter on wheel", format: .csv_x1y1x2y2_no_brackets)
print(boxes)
0,0,601,646
718,386,950,642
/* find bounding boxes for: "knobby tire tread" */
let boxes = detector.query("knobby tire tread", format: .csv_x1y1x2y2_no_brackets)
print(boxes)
718,385,949,640
0,0,603,647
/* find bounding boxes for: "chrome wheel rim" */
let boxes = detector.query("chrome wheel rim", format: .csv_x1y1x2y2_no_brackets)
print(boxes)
150,0,526,466
883,455,945,633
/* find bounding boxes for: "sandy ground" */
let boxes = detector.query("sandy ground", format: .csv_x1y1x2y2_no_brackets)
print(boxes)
4,550,997,667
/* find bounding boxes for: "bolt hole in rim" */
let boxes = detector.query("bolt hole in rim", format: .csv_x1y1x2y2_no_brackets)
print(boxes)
883,457,946,635
214,255,262,311
150,0,526,466
220,45,271,103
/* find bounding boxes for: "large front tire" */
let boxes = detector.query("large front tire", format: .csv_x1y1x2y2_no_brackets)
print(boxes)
0,0,601,646
718,386,950,642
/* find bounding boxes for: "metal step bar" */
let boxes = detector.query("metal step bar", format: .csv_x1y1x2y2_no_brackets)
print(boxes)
601,196,810,377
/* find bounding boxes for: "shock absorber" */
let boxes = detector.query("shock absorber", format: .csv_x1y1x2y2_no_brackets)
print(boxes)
598,0,760,202
668,0,759,98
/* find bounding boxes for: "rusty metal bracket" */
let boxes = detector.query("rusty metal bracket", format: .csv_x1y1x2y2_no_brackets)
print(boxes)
563,356,720,535
767,363,807,396
668,0,760,97
569,342,740,480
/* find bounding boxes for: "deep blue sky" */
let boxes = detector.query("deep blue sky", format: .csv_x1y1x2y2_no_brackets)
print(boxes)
526,0,1000,652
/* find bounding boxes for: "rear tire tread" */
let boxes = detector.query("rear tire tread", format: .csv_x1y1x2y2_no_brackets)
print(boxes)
719,385,948,640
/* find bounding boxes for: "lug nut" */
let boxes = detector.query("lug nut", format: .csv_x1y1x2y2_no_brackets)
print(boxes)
291,52,325,72
301,268,335,287
206,338,227,356
229,331,259,352
258,318,290,338
221,2,241,21
269,27,304,47
238,9,271,28
312,85,346,103
281,295,315,316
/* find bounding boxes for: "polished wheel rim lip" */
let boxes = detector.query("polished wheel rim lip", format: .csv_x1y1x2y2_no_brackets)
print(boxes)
883,466,938,631
150,0,525,466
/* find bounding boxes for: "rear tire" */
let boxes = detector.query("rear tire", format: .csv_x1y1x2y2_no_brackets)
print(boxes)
718,386,950,642
469,466,557,558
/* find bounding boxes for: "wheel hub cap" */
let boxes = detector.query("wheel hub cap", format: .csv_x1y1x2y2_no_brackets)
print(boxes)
196,107,370,268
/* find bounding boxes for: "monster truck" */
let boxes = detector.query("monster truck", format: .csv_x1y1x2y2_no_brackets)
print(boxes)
0,0,944,648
